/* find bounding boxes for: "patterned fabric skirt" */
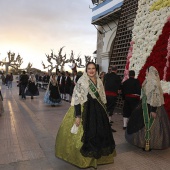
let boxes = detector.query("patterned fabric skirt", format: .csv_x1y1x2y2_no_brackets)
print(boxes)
44,91,61,105
55,106,116,169
125,104,170,149
25,87,39,96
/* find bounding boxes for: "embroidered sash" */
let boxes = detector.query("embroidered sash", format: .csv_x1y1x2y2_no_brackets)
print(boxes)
142,88,155,151
89,80,107,113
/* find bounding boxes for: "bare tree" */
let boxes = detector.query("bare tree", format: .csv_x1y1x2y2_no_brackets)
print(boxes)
69,51,85,69
42,47,68,73
42,47,95,74
26,62,33,73
42,47,72,73
42,50,56,74
0,51,23,74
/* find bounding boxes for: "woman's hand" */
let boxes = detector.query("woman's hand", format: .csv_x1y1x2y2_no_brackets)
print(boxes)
75,117,81,127
151,112,157,119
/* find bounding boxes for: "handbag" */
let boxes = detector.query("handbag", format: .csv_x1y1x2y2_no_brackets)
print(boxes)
71,124,79,134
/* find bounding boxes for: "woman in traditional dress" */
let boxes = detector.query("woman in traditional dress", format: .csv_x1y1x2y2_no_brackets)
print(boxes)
125,66,170,151
26,74,39,99
59,72,65,100
55,62,116,169
44,74,61,106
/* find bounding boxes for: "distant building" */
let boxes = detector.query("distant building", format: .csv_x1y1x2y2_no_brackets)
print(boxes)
91,0,123,72
91,0,139,109
91,0,138,78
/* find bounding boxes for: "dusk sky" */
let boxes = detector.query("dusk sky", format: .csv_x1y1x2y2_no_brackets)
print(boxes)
0,0,97,71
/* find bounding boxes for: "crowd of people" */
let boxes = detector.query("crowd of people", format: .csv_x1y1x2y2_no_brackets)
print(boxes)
0,62,170,168
2,70,81,106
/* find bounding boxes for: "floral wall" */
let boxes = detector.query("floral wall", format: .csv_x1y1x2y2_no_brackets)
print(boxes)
124,0,170,119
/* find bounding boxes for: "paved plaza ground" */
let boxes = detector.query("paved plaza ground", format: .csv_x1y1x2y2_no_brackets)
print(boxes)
0,82,170,170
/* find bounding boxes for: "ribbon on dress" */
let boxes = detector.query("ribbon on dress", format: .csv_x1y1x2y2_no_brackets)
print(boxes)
88,79,107,113
142,88,155,151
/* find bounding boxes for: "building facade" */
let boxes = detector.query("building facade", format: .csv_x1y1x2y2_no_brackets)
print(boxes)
91,0,123,72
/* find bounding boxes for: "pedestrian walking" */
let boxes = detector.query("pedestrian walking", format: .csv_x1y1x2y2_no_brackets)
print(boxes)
64,71,71,102
104,66,121,132
20,71,29,99
44,74,61,106
122,70,141,129
26,74,39,99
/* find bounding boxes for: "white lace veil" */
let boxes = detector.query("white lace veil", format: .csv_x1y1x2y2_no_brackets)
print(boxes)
46,75,57,92
71,69,106,106
29,74,36,83
143,66,164,107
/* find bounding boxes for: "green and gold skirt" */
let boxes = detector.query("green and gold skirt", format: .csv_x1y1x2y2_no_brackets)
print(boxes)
55,106,116,169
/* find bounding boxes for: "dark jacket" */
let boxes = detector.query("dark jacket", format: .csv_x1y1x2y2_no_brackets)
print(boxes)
104,72,121,94
122,77,141,99
65,76,71,94
20,74,29,85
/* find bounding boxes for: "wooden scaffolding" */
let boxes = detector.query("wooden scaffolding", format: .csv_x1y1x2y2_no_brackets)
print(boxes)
109,0,139,109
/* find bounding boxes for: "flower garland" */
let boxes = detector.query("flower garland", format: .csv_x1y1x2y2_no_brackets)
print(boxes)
122,41,134,82
163,36,170,80
137,21,170,84
150,0,170,12
124,0,170,119
137,20,170,119
129,0,170,76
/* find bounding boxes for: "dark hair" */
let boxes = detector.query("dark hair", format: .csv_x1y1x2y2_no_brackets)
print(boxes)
129,70,135,77
23,71,26,74
111,66,117,71
85,62,97,72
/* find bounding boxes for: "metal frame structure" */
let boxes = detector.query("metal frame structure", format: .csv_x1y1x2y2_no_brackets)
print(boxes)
109,0,139,108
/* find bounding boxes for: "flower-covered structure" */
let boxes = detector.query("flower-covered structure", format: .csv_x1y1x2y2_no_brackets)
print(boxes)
124,0,170,119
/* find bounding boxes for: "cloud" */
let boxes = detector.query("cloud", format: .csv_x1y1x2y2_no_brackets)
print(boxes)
0,0,96,70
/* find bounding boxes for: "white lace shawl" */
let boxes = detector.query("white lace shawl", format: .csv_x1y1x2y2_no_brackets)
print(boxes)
142,66,164,107
29,74,36,83
71,72,106,106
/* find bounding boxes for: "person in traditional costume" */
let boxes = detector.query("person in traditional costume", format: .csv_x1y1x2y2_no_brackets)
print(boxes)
70,70,80,96
104,66,122,132
64,71,71,102
122,70,141,130
55,62,116,169
59,72,65,100
26,74,39,99
20,71,29,99
69,60,77,73
57,71,61,85
125,66,170,151
0,86,4,116
44,74,61,106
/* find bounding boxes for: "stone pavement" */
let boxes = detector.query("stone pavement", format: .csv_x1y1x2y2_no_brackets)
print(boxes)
0,82,170,170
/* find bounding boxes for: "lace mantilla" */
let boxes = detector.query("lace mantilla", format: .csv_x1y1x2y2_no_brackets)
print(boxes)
143,66,164,107
71,72,106,106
